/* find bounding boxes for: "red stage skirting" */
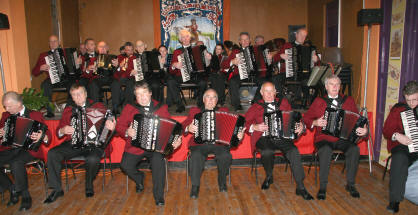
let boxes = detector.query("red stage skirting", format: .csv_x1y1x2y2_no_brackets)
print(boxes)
41,113,373,163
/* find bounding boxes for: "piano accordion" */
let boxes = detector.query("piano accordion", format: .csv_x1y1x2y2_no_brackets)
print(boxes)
70,107,114,149
131,114,181,155
133,53,148,81
193,111,246,147
322,108,368,143
177,45,208,82
45,48,79,84
285,45,315,80
400,107,418,153
1,115,48,151
236,46,256,80
263,110,302,140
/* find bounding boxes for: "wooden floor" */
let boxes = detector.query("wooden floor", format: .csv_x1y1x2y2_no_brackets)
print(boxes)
1,162,417,215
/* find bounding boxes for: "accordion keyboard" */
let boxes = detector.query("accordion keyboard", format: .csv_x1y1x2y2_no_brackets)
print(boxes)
401,109,418,153
285,48,293,78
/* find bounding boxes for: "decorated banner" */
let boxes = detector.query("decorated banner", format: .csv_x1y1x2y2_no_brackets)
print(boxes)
379,0,406,166
159,0,224,54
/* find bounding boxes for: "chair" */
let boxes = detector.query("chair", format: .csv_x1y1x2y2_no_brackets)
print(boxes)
179,82,198,106
125,157,169,193
186,151,231,188
64,150,113,192
251,150,291,184
307,149,346,185
382,155,392,181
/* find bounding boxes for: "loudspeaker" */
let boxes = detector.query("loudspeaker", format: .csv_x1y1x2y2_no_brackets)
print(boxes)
357,9,383,26
0,13,10,30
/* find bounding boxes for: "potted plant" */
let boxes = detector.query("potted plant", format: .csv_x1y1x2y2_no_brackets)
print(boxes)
21,88,54,112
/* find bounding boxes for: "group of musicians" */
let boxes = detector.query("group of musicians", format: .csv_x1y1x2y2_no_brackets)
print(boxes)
0,28,415,213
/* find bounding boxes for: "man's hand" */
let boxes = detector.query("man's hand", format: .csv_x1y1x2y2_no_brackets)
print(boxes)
127,123,136,138
0,128,4,137
253,123,269,132
355,125,368,137
237,127,246,140
173,61,183,70
130,69,138,76
295,122,304,135
231,58,240,66
105,119,116,131
187,123,197,134
111,59,118,67
40,64,50,71
60,125,75,135
280,53,289,60
313,117,327,128
205,52,212,61
75,56,82,66
30,130,44,142
172,136,182,149
394,133,413,146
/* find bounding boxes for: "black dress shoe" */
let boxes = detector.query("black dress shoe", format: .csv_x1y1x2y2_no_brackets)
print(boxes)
296,188,314,200
386,202,399,213
7,187,19,206
156,199,165,206
219,184,227,192
316,189,326,200
345,185,360,198
19,196,32,211
190,185,200,199
85,189,94,198
176,105,185,113
43,190,64,204
261,177,273,190
136,183,144,193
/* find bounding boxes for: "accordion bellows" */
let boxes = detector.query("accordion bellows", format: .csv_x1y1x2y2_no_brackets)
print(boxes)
263,110,302,140
322,108,368,143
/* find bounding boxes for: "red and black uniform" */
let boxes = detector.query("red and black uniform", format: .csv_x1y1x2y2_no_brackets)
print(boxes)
167,46,207,109
221,48,242,110
110,54,136,113
116,100,170,203
182,107,232,188
383,103,418,203
208,54,227,104
244,98,307,190
0,108,51,198
46,100,110,194
303,94,361,190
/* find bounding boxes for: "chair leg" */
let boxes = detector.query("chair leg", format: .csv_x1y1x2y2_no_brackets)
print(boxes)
314,153,318,186
109,156,113,179
341,162,346,174
38,161,48,198
165,158,169,192
383,156,391,181
126,175,129,194
186,152,190,188
102,155,106,192
70,162,76,180
228,167,231,185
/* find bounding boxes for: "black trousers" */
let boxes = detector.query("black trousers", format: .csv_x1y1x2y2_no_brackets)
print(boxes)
46,141,103,191
271,73,286,98
166,74,207,108
316,140,360,190
110,78,135,111
89,77,113,103
146,75,164,103
208,73,226,104
256,137,306,189
228,75,241,109
41,79,74,114
189,144,232,187
389,145,418,202
0,148,35,193
120,151,166,202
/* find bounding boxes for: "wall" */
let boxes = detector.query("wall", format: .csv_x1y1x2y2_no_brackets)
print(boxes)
0,0,32,100
60,0,79,48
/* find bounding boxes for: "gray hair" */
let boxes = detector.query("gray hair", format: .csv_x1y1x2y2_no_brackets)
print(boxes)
2,91,23,105
324,74,341,86
203,88,218,99
403,80,418,96
239,32,250,41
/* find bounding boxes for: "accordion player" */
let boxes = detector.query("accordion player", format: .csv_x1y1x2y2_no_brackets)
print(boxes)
70,107,115,149
44,48,80,85
321,108,368,143
235,45,257,80
177,45,210,82
1,115,48,151
193,110,245,147
130,113,181,155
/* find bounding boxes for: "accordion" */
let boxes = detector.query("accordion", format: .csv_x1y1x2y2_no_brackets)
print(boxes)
133,53,149,81
177,45,208,82
400,107,418,153
236,46,256,80
285,45,315,80
1,115,48,151
263,110,302,140
70,107,114,149
322,108,368,143
254,45,272,73
45,48,79,84
193,111,245,147
131,114,181,155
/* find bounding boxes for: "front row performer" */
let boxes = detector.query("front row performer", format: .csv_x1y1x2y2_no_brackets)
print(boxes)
183,89,245,198
117,81,182,206
0,92,51,211
383,80,418,213
44,84,116,203
245,82,314,200
303,75,368,200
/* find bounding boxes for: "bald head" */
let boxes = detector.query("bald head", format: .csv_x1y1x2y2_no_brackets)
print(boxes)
2,91,24,115
97,41,108,54
295,28,308,44
203,89,218,110
49,35,59,50
135,40,146,54
260,82,276,103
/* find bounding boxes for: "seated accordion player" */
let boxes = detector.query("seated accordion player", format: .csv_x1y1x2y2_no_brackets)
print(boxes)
285,45,315,80
1,115,47,151
178,45,209,82
263,110,303,140
236,46,257,80
130,113,182,155
322,107,368,143
400,107,418,153
45,48,80,84
193,110,246,147
70,107,115,149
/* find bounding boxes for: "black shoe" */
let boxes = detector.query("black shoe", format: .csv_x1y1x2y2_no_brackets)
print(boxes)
156,199,165,206
45,112,55,118
176,105,185,113
261,176,273,190
136,183,144,193
43,190,64,204
7,187,19,206
316,189,326,200
190,185,200,199
19,196,32,211
85,189,94,198
296,188,314,200
219,184,227,192
386,202,399,213
345,185,360,198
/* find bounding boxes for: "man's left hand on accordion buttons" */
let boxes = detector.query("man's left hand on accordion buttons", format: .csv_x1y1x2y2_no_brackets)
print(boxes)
30,130,48,143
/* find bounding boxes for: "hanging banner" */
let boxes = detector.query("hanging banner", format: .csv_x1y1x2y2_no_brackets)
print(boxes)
379,0,406,166
159,0,224,54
